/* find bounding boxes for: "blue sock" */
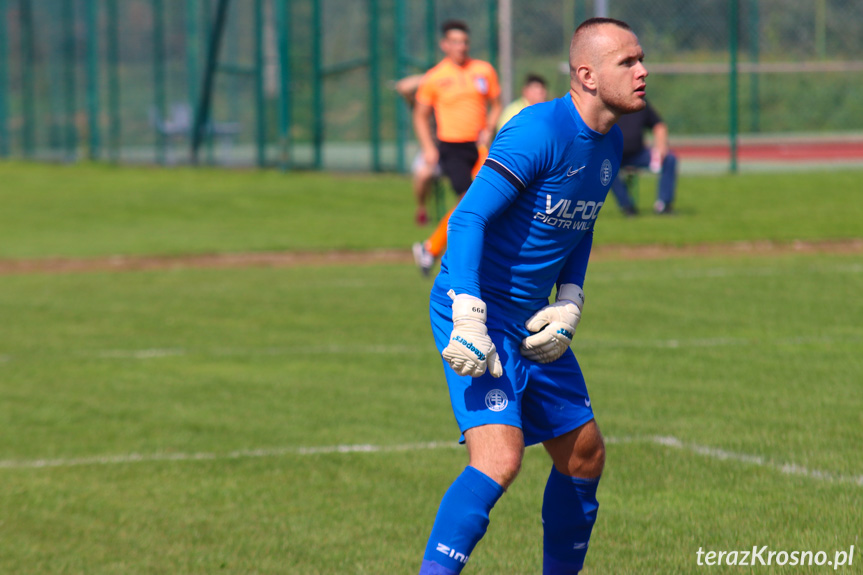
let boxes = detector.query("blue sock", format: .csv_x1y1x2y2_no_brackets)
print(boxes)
419,466,505,574
542,466,600,574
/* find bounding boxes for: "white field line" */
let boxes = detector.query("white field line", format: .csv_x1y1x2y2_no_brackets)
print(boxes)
91,344,423,359
1,333,859,365
1,436,861,487
590,261,863,283
0,441,460,470
612,436,863,487
98,348,186,359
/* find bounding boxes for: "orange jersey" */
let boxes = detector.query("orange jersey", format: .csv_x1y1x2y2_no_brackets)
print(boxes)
416,58,500,143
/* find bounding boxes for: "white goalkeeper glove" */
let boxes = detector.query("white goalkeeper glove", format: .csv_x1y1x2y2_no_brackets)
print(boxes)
441,290,503,378
520,283,584,363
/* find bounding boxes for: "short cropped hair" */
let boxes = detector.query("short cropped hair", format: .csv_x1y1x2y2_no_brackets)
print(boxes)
524,74,547,87
441,19,470,36
574,17,631,36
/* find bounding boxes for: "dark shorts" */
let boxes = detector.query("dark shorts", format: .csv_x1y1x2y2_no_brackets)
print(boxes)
438,141,479,196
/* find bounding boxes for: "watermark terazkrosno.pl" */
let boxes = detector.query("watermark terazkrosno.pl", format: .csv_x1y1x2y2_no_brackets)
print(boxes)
696,546,855,569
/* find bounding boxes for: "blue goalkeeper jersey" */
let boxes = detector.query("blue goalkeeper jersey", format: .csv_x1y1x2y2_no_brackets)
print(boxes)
432,93,623,312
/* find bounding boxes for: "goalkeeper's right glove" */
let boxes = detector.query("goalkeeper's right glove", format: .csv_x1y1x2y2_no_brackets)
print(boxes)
441,290,503,378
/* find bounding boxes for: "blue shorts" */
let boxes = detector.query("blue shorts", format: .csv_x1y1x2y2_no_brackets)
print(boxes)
429,294,595,446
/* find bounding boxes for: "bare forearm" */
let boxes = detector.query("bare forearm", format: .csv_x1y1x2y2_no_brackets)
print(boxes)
487,99,502,135
480,99,503,147
413,106,436,153
653,123,669,156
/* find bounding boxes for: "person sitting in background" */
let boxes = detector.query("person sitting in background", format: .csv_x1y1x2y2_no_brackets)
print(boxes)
496,73,549,132
610,98,678,215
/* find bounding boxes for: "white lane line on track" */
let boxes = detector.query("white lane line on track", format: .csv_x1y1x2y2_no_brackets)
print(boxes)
2,437,860,487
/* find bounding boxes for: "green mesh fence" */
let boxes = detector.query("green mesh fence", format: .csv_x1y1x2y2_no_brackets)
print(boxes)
1,0,862,170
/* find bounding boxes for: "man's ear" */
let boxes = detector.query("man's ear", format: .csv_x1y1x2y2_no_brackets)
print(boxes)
575,65,597,91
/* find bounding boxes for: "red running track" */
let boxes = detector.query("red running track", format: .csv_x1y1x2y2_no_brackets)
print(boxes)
674,140,863,162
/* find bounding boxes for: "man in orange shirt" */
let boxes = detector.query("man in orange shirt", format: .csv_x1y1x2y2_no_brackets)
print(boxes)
395,73,441,226
412,19,501,276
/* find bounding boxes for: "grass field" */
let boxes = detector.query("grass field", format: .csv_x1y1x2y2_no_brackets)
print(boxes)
1,162,861,574
2,162,863,259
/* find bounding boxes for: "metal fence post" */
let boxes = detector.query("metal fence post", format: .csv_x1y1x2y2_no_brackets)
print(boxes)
748,0,759,133
254,0,266,167
425,0,435,68
107,0,121,162
192,0,230,164
223,1,237,163
498,0,512,107
276,0,291,170
0,0,8,157
575,0,587,25
594,0,608,17
186,0,200,133
815,0,826,60
488,0,497,69
729,0,739,173
63,0,78,161
312,0,323,169
369,0,380,171
394,0,407,173
86,0,101,160
49,10,63,152
152,0,166,164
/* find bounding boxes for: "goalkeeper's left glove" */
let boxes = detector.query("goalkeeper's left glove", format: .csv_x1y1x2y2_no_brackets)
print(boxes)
520,283,584,363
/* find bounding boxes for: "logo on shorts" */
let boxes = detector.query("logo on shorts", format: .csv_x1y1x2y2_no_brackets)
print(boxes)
600,159,613,186
485,389,509,412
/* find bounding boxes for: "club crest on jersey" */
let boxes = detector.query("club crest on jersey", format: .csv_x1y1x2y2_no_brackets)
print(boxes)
473,76,489,95
600,159,613,186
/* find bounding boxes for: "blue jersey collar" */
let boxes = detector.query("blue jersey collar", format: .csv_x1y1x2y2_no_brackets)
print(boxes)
564,93,604,140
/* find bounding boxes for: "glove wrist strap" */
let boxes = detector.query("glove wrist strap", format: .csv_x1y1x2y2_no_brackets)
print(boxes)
448,289,488,323
557,283,585,310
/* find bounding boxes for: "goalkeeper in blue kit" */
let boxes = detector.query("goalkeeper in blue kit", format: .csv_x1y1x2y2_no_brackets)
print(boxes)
418,18,649,574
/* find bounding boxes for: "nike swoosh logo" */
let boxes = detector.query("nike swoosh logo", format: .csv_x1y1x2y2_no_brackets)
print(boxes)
567,165,586,177
584,398,591,407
